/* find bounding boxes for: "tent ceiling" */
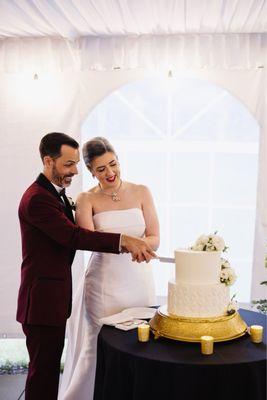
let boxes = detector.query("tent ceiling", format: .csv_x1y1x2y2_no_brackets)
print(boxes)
0,0,266,39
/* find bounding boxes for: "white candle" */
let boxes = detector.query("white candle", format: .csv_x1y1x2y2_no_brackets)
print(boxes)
138,323,150,342
201,335,214,355
250,325,263,343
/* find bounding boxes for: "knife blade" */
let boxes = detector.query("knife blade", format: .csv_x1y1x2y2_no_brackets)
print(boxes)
158,256,175,264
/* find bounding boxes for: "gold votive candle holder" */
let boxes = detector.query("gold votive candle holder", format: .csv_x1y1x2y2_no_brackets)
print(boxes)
250,325,263,343
138,323,150,342
200,335,214,355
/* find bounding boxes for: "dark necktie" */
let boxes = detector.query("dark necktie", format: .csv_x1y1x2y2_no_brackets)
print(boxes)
59,188,74,222
59,188,66,203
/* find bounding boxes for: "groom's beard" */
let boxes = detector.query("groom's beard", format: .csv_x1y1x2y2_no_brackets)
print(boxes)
52,166,74,187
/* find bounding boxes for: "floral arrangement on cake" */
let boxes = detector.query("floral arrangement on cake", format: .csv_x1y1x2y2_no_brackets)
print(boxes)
190,232,237,286
190,233,227,252
226,294,239,315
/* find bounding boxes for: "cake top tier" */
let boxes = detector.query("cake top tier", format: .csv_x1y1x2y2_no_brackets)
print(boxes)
174,249,221,285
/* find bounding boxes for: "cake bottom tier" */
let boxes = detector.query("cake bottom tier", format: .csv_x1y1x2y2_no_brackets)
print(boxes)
168,280,229,318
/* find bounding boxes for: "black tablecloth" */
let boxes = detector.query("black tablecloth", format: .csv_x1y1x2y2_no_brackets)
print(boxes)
94,309,266,400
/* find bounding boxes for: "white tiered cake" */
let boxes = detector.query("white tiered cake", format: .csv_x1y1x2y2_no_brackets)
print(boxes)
150,233,246,342
168,250,229,318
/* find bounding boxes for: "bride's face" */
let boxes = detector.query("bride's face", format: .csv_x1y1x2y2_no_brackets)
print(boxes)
91,151,121,189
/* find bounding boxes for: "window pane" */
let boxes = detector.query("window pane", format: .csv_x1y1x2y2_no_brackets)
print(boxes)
170,206,209,251
229,261,252,303
212,208,256,259
85,95,158,140
171,153,210,204
125,152,167,203
120,79,169,135
213,153,258,205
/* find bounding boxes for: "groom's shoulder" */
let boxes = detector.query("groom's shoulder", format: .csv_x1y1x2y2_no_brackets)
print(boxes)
20,181,54,206
22,181,45,197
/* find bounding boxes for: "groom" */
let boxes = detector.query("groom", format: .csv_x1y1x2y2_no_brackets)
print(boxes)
16,132,156,400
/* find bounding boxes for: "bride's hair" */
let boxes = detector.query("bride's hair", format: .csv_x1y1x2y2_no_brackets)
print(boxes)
82,137,117,169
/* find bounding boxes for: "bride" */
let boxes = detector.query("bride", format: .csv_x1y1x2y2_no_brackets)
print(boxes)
58,137,160,400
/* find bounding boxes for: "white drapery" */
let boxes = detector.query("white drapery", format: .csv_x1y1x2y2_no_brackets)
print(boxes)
0,33,266,73
0,0,266,39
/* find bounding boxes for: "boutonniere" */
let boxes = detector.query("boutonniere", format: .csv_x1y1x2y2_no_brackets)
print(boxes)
67,197,76,211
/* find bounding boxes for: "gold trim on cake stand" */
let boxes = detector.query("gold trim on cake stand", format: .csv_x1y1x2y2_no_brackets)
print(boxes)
149,306,248,342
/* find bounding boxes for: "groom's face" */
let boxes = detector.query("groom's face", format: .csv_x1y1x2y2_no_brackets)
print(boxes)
47,144,80,188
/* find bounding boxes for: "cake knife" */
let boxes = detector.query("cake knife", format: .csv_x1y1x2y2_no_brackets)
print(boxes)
158,256,175,263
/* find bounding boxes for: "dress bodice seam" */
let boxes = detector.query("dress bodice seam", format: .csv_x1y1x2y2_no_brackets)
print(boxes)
93,207,142,218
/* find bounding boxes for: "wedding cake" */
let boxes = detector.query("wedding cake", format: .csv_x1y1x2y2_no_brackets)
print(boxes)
168,234,237,318
150,233,246,341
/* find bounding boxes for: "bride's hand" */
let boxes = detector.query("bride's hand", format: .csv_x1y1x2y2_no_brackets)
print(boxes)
120,234,157,263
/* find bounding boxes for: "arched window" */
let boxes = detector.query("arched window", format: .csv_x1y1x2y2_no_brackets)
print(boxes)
82,77,259,303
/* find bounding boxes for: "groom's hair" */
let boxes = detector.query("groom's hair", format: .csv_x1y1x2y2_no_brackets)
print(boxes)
39,132,79,161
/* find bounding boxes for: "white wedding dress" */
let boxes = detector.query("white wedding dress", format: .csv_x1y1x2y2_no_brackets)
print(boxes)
58,208,156,400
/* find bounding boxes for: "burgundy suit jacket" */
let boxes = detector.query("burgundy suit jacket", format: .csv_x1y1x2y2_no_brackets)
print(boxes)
17,173,120,327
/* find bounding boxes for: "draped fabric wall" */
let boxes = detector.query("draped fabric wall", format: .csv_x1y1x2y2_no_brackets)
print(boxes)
0,34,266,73
0,33,266,335
0,72,83,336
0,0,266,38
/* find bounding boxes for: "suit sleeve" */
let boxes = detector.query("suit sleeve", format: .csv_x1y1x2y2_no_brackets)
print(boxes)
24,193,120,253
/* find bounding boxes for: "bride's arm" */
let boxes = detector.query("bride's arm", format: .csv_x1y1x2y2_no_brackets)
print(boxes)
140,185,160,251
75,192,95,231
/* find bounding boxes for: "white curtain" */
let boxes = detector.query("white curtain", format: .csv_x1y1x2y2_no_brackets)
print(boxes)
0,71,84,336
79,33,267,70
0,0,266,39
0,33,266,73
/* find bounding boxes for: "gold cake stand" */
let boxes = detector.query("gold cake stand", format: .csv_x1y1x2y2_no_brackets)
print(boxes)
149,306,248,342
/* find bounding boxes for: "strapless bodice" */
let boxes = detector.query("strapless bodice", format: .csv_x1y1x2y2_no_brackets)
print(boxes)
93,208,145,237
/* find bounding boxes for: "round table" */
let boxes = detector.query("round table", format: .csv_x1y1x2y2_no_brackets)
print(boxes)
93,309,266,400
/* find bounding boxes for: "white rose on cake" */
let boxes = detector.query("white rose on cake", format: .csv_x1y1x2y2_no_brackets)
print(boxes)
209,234,225,252
193,244,205,251
191,232,225,252
191,234,208,251
196,235,209,246
220,266,237,286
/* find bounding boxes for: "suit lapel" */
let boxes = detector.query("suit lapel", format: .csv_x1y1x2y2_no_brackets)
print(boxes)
35,173,75,223
36,173,62,201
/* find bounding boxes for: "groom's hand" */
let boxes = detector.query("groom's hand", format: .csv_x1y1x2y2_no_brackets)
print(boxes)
120,235,157,263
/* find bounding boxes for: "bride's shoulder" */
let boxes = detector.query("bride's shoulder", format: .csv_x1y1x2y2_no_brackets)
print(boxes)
126,181,148,190
76,187,98,203
126,182,151,196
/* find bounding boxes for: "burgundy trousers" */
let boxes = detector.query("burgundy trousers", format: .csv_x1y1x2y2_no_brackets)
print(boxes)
22,323,66,400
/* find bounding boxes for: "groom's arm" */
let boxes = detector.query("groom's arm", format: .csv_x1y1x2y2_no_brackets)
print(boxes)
21,192,121,253
21,191,157,261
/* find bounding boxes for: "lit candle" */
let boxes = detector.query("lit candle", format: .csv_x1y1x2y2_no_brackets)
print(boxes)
250,325,263,343
200,335,214,355
138,323,150,342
